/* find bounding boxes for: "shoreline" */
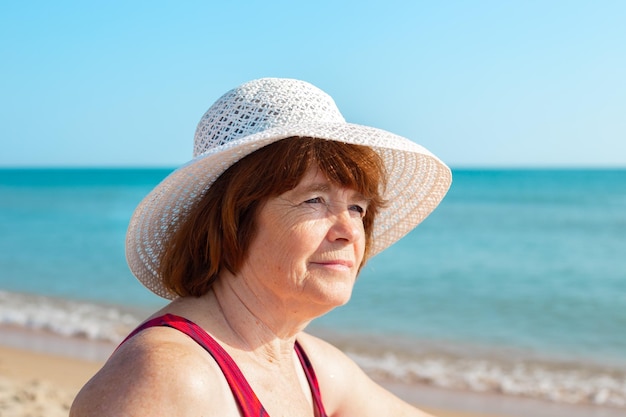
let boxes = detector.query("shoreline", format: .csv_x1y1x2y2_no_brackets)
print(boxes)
1,327,625,417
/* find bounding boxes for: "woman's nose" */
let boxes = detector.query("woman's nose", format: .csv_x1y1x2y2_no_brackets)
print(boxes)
327,208,362,243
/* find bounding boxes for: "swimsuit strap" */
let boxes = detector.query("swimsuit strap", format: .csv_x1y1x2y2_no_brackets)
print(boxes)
294,338,327,417
119,314,327,417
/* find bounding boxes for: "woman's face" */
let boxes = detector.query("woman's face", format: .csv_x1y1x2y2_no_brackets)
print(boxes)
240,165,368,314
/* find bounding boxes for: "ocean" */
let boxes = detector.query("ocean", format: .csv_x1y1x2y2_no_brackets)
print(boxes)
1,168,625,413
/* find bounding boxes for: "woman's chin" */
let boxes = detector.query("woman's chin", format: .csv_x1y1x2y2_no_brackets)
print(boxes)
308,283,354,312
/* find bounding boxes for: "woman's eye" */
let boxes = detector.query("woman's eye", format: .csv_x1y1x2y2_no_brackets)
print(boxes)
301,198,366,218
349,204,366,217
304,197,324,204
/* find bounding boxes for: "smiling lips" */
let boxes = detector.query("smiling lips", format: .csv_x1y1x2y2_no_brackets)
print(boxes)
310,259,354,269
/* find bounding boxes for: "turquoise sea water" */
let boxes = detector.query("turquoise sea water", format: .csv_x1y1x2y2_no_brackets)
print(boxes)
1,168,626,408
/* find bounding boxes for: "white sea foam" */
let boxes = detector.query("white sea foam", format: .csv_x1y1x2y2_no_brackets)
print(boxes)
348,350,626,408
0,290,143,343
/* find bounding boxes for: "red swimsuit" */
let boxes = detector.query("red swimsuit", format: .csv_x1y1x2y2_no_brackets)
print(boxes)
121,314,328,417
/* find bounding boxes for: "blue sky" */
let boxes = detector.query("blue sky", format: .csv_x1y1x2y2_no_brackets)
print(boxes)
1,1,625,167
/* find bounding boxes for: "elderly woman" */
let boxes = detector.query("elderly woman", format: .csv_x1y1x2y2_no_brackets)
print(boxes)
71,78,451,417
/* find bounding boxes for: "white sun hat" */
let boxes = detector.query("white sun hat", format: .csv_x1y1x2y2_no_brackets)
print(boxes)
126,77,452,299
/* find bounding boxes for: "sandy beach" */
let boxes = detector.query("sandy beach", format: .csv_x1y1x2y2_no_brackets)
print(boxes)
0,345,101,417
0,341,499,417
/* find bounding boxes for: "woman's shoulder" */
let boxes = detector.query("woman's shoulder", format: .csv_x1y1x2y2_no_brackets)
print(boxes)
296,331,366,379
70,325,236,417
297,332,434,417
296,332,363,406
296,331,350,363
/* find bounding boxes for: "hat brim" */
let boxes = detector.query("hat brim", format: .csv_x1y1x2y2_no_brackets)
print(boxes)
126,121,452,299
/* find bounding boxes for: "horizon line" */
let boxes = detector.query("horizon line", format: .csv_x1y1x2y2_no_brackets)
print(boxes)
1,164,626,171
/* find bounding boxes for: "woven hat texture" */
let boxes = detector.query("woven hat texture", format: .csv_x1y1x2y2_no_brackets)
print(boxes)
126,78,452,299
